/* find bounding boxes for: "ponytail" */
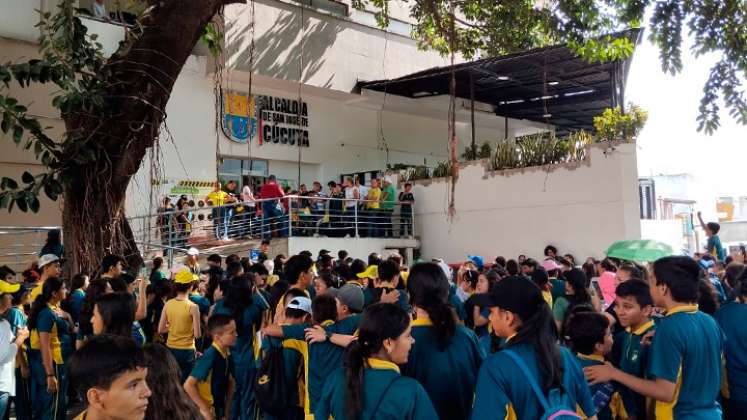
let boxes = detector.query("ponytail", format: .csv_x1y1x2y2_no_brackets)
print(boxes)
28,277,64,330
344,303,409,420
407,263,456,349
509,301,563,393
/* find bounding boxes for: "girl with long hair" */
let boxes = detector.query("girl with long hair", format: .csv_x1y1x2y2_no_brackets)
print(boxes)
64,273,88,325
472,276,597,419
214,273,268,420
76,278,112,349
402,262,484,420
142,343,202,420
553,268,593,330
27,277,73,420
92,292,146,347
39,229,63,258
315,303,437,420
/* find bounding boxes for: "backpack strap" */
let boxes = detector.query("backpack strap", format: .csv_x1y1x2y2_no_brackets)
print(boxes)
503,349,551,412
368,376,400,420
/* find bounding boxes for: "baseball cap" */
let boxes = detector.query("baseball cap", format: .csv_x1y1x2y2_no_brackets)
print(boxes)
472,276,546,321
467,255,484,270
541,258,561,272
0,280,20,294
286,296,312,314
38,254,60,268
328,283,364,312
187,247,200,256
356,265,378,279
174,269,199,284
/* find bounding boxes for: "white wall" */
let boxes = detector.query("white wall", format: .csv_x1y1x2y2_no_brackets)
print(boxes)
288,236,418,262
412,142,641,263
640,219,686,254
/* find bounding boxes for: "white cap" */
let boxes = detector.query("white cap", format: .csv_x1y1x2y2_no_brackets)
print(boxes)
38,254,60,268
286,296,312,314
187,247,199,256
263,259,275,274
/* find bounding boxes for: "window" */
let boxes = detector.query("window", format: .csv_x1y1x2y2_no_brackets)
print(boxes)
294,0,348,16
639,178,656,220
218,158,268,185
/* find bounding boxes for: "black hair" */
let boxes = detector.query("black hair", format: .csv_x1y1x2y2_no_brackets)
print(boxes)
240,257,252,273
652,256,701,303
564,254,576,266
494,256,506,268
404,182,412,188
345,303,410,420
69,334,146,397
707,222,721,235
618,263,644,281
463,270,480,290
173,282,192,295
45,229,62,246
600,258,617,273
333,263,352,284
28,277,64,330
566,311,609,355
273,255,285,276
223,274,256,335
10,287,29,306
78,279,111,338
284,255,314,285
143,344,202,420
521,258,538,269
226,261,244,280
248,263,269,277
207,313,235,335
207,254,222,265
507,288,563,393
267,280,290,318
378,260,399,283
107,276,128,293
544,245,558,257
205,266,224,305
531,267,550,289
582,261,597,281
407,263,456,349
261,239,271,246
367,253,381,266
71,273,88,291
101,254,124,274
150,257,163,281
316,271,341,290
350,259,368,279
95,292,135,337
564,268,591,306
506,260,519,276
120,272,137,286
284,288,307,301
725,263,745,290
312,294,338,324
299,250,313,258
225,254,240,266
697,279,719,315
338,250,349,260
615,279,654,307
319,254,333,269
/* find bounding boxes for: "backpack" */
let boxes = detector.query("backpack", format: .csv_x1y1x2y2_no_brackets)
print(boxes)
255,343,294,416
503,350,583,420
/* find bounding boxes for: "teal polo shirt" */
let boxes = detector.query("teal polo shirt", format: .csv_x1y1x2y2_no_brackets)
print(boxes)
281,317,361,414
647,305,723,419
402,319,485,420
551,277,566,302
259,336,304,410
190,343,234,419
315,359,437,420
574,353,628,420
612,319,656,419
362,287,410,312
472,342,595,419
715,302,747,403
189,294,210,317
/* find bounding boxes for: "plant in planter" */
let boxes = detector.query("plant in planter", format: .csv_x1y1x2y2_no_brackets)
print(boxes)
593,103,648,142
432,160,453,178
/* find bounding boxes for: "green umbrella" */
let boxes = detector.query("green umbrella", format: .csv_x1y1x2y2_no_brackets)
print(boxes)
605,239,674,262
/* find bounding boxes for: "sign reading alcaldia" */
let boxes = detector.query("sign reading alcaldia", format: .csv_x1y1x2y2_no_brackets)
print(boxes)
223,92,310,147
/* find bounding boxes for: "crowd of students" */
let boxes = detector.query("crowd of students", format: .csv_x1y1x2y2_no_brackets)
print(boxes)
0,233,745,420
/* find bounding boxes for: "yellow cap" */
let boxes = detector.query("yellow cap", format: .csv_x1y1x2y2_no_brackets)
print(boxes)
174,269,199,284
357,265,379,279
0,280,20,294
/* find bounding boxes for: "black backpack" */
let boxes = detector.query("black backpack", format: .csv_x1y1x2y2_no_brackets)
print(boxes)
255,344,293,416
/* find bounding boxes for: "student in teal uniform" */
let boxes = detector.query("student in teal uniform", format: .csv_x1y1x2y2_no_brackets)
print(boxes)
263,293,356,416
219,273,268,420
259,294,308,420
28,277,73,420
91,292,146,347
610,279,656,419
361,261,410,312
315,302,438,420
698,211,725,261
185,314,238,420
403,263,485,420
6,284,32,420
585,256,723,419
66,273,88,324
566,311,627,420
472,276,596,420
714,272,747,420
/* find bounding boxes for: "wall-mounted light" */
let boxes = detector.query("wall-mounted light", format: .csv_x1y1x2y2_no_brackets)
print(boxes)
548,81,559,86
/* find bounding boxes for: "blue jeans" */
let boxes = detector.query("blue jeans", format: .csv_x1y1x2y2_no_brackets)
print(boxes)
0,391,8,420
212,207,230,239
262,201,286,239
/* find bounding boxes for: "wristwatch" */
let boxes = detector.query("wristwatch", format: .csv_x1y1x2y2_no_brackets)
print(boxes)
325,331,333,342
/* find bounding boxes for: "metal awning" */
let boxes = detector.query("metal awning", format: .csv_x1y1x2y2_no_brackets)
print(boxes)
357,29,642,135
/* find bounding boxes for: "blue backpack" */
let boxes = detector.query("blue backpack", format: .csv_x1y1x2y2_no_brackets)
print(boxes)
503,350,583,420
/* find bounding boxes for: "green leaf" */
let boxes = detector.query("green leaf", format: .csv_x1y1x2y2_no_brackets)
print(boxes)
12,125,23,144
15,194,27,212
28,195,40,213
0,193,9,209
1,177,18,190
21,171,34,184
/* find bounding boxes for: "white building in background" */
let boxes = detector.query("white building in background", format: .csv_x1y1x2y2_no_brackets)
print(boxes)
1,0,644,264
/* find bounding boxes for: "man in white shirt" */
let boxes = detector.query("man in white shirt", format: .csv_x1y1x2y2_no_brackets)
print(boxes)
343,177,359,236
241,183,256,238
92,0,109,21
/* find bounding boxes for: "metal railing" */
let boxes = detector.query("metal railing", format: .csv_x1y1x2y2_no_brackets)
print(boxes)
128,194,416,263
0,226,61,274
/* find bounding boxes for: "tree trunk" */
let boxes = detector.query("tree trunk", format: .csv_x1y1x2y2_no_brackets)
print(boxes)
61,0,243,274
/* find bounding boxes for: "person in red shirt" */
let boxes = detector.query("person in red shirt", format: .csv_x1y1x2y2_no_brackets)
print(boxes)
259,175,286,239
